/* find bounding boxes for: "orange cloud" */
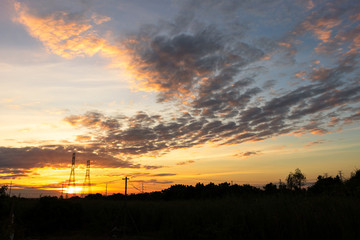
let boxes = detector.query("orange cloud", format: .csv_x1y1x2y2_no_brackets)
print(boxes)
304,139,325,147
350,13,360,22
278,42,292,48
13,2,133,66
260,54,271,60
341,25,360,54
306,0,315,10
64,112,120,131
75,135,92,142
14,2,96,58
310,67,331,82
328,117,339,127
290,126,328,137
311,129,328,135
176,160,195,166
295,71,307,78
344,112,360,125
301,17,342,43
14,2,166,97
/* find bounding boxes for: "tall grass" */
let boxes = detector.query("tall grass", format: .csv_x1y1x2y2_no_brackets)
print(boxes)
1,195,359,239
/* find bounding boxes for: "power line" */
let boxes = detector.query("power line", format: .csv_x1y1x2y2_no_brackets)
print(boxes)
129,181,142,193
61,182,65,199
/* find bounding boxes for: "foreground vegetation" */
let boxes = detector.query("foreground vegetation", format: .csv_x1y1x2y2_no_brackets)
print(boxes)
1,169,359,240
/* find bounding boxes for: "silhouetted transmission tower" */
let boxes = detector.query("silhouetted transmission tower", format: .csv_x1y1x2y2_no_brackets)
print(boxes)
82,160,92,197
66,153,76,198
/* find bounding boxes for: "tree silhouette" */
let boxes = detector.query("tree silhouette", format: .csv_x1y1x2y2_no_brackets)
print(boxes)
286,168,306,190
309,175,344,195
0,185,7,197
346,169,360,196
263,182,277,194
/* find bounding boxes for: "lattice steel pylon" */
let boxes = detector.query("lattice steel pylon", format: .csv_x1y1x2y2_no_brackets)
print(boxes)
82,160,91,197
66,153,76,198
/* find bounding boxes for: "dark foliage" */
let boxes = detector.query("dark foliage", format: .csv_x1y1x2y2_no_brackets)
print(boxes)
346,170,360,196
20,197,83,237
286,168,306,190
308,175,344,195
0,169,359,239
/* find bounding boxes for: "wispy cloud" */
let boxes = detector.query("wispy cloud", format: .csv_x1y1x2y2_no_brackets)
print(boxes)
14,2,106,58
13,1,132,69
305,139,326,147
130,179,174,185
0,146,140,170
233,151,262,159
176,160,195,166
0,168,32,179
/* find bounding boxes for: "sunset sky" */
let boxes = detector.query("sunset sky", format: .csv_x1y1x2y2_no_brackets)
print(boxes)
0,0,359,197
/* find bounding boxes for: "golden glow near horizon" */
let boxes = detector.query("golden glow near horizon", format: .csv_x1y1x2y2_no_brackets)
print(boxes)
1,0,360,197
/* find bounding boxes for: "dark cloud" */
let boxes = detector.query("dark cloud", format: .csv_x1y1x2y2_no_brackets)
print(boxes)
0,145,140,170
262,80,276,89
14,183,63,190
130,179,174,185
0,168,34,180
233,151,262,158
151,173,176,177
126,17,265,104
56,1,360,162
0,173,29,180
65,111,121,131
0,169,31,175
127,172,176,178
176,160,195,166
291,0,360,55
143,165,164,170
344,112,360,124
62,62,359,154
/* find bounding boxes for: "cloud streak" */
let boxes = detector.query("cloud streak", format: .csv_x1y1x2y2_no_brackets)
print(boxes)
0,145,141,170
176,160,195,166
233,151,262,159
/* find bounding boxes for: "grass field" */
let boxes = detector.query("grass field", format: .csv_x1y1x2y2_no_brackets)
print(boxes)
1,194,360,240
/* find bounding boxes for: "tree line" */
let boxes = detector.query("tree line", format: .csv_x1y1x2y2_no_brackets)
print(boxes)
1,169,360,239
1,168,360,201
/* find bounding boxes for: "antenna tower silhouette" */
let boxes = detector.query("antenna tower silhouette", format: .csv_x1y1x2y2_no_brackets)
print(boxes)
82,160,92,197
66,153,76,198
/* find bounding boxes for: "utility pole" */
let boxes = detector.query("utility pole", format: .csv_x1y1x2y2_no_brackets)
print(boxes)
122,177,129,237
338,170,343,181
61,182,64,199
123,176,129,197
141,182,144,193
66,153,76,198
9,181,12,197
105,183,108,197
